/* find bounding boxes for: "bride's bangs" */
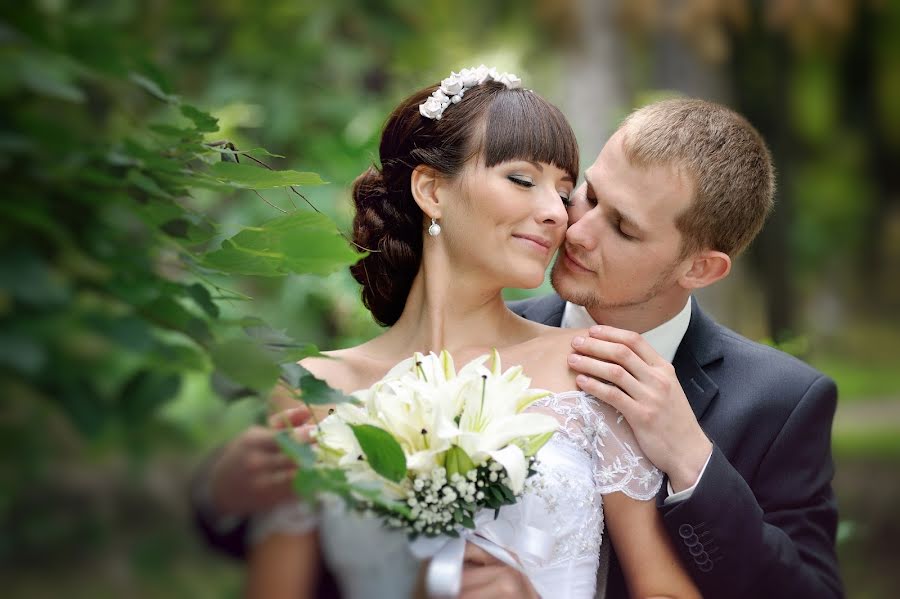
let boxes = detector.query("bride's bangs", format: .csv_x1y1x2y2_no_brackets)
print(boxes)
480,90,579,182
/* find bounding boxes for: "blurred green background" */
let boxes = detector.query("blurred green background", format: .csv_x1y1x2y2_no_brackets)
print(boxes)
1,0,898,597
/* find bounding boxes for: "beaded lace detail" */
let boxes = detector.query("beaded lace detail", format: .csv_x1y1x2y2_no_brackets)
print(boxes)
522,390,663,565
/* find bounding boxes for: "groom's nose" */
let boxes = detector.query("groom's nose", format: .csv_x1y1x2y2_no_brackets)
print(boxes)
565,205,598,251
567,183,588,226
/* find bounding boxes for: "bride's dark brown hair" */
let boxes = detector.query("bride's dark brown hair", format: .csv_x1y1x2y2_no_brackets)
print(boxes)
351,80,579,326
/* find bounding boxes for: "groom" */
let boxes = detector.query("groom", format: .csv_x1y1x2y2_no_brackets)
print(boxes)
510,98,842,598
192,98,842,598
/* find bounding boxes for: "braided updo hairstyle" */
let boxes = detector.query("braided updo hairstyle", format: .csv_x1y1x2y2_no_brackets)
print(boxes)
350,80,579,326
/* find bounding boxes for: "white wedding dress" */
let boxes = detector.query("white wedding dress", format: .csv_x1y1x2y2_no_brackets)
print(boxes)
251,391,663,599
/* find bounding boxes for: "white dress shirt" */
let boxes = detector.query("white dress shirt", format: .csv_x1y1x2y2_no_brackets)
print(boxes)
560,298,711,503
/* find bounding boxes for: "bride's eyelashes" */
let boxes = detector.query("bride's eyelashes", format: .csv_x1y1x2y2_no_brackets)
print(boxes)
508,175,535,188
508,175,574,207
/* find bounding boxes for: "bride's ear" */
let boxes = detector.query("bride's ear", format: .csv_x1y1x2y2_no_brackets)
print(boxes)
410,165,442,220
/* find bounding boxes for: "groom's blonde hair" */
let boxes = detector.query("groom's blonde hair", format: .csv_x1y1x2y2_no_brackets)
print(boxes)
619,98,775,257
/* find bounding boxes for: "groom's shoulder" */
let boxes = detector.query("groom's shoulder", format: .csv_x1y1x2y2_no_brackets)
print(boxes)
506,293,566,325
699,312,829,391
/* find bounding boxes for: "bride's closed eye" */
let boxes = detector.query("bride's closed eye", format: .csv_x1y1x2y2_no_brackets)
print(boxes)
508,175,535,188
509,175,574,207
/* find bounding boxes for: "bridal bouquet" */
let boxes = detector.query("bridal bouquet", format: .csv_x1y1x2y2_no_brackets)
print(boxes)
311,349,558,539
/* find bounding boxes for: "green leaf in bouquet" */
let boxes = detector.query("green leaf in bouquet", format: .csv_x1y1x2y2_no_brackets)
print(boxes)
349,481,412,518
180,104,219,133
208,162,326,189
210,338,280,392
460,513,476,529
445,445,475,478
350,424,407,483
201,211,362,277
519,430,555,457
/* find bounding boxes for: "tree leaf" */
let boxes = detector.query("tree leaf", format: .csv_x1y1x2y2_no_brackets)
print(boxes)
201,211,362,276
130,72,177,103
208,161,326,189
180,104,219,133
119,370,182,423
274,430,317,468
350,424,407,483
187,283,219,318
210,338,280,392
280,362,355,405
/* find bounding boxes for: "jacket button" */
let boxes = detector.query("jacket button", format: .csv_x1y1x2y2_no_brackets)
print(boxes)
683,534,700,547
689,544,705,557
678,524,694,538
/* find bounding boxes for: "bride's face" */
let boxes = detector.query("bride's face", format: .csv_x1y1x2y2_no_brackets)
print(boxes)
439,158,573,289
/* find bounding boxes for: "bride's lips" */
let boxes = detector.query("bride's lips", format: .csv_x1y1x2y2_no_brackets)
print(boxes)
562,247,594,273
512,233,553,256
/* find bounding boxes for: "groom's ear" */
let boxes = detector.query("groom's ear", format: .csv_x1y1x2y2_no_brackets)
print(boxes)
410,165,443,220
678,250,731,290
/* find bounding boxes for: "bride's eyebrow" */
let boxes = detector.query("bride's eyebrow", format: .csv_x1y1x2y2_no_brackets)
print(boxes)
523,160,574,183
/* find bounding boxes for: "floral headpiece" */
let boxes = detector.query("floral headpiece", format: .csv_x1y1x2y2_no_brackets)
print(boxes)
419,65,522,120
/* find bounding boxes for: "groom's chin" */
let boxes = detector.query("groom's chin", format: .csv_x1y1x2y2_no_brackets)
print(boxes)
549,261,574,299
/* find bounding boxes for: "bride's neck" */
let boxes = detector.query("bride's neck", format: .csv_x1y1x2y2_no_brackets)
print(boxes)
376,249,524,357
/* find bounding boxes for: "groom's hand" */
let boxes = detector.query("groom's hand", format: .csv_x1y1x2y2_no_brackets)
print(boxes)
568,325,712,493
208,404,315,518
460,544,539,599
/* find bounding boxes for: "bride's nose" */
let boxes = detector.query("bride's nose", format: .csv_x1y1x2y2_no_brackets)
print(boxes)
535,188,568,229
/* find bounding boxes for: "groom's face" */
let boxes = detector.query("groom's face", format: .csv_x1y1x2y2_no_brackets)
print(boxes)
550,129,694,312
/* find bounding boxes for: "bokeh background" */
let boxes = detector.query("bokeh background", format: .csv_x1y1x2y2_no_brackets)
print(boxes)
2,1,898,597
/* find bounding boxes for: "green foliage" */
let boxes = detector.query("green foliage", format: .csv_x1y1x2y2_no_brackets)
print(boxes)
202,211,362,276
0,6,365,570
350,424,408,483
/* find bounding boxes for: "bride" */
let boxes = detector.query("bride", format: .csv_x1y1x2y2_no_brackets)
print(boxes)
246,67,700,599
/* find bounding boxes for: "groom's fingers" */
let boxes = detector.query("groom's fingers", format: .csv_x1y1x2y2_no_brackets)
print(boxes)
571,335,648,383
567,350,641,397
588,325,665,368
575,372,637,418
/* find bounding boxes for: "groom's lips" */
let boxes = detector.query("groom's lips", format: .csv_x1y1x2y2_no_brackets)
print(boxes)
562,248,594,273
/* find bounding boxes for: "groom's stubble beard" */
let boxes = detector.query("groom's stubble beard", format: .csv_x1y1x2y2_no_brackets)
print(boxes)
549,252,682,313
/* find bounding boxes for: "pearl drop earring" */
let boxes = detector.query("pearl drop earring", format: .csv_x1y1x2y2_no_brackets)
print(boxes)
427,218,441,237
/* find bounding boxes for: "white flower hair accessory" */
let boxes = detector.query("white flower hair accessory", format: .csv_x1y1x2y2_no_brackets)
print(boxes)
419,65,522,120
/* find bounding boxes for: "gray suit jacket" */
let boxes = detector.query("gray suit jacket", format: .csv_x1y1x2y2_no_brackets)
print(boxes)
508,294,843,599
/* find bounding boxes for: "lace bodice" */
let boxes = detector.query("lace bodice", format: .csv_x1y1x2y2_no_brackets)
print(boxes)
251,391,663,599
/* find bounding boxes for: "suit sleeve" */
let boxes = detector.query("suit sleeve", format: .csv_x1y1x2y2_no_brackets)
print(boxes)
659,375,842,599
189,447,251,560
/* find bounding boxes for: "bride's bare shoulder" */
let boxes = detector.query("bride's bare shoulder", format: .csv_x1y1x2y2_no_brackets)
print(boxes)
509,326,590,392
300,347,375,395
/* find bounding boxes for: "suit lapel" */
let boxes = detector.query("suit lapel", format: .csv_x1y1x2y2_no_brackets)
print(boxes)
672,298,723,423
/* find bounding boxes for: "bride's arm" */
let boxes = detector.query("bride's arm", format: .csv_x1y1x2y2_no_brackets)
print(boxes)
246,531,320,599
604,492,700,599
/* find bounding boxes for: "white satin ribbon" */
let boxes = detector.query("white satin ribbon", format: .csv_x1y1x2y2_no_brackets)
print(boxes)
409,506,555,598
